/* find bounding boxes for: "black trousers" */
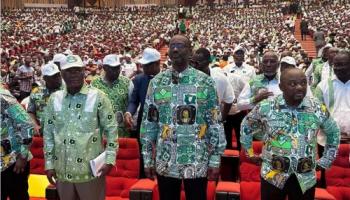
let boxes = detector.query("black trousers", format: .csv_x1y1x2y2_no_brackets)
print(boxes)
157,175,207,200
1,162,30,200
224,112,247,150
261,174,316,200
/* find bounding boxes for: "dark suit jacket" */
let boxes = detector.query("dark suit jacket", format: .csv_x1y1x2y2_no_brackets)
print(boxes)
127,73,153,134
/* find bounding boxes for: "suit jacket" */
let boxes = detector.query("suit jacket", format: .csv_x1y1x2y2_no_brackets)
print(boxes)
127,73,153,134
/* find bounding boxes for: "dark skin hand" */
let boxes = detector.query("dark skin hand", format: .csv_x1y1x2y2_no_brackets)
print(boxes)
253,90,274,104
145,167,156,180
249,155,263,166
46,169,57,185
207,167,220,181
97,163,114,177
13,154,28,174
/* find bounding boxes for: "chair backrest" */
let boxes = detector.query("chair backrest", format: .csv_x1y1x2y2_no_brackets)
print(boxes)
106,138,140,198
239,141,263,182
30,136,45,175
325,144,350,187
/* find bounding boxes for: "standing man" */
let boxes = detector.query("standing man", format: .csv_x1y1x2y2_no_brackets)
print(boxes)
124,48,161,137
43,55,118,200
315,50,350,142
241,68,340,200
192,48,235,148
16,56,34,101
223,46,256,83
313,28,326,57
1,85,34,200
92,54,133,137
124,47,161,178
140,35,226,200
28,63,62,136
238,51,280,111
300,18,308,41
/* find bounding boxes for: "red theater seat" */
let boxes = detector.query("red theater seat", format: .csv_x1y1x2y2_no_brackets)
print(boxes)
106,138,140,200
325,144,350,200
30,136,45,175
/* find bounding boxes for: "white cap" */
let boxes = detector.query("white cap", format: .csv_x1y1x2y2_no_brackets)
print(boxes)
103,54,121,67
63,49,73,55
280,56,296,66
52,53,66,64
61,55,84,70
233,45,245,54
41,62,60,76
138,48,161,65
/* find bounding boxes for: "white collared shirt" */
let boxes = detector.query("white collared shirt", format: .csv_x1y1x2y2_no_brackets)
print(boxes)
320,61,333,82
210,68,235,104
316,76,350,134
223,62,256,83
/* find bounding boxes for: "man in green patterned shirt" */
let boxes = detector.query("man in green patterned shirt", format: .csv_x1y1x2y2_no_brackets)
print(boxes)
1,85,34,200
92,54,133,137
140,35,226,200
241,68,340,200
43,55,118,200
28,63,62,136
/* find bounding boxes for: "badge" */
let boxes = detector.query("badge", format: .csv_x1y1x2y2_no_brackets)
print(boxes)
161,125,172,139
147,105,159,122
176,105,196,125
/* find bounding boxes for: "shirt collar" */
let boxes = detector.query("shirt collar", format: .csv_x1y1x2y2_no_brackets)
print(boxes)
63,83,89,97
277,94,308,109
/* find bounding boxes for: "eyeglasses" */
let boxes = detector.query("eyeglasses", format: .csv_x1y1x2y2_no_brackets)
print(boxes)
169,43,186,49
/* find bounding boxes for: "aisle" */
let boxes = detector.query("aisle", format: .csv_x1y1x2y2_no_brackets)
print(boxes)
294,18,317,58
159,45,168,66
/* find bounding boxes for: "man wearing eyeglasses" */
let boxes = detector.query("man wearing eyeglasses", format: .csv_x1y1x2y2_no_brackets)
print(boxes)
92,54,134,137
140,35,226,200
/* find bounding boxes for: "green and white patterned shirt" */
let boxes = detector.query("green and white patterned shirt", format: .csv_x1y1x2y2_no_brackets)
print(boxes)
241,95,340,193
43,84,118,183
1,87,33,171
91,75,133,137
140,67,226,179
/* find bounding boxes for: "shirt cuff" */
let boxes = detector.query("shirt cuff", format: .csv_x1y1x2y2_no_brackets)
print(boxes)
208,154,221,168
105,151,116,165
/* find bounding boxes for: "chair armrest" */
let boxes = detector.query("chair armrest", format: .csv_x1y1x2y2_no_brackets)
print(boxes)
45,184,59,200
315,188,336,200
215,181,240,200
129,179,158,200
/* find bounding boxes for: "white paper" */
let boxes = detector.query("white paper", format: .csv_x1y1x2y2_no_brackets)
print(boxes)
89,152,106,177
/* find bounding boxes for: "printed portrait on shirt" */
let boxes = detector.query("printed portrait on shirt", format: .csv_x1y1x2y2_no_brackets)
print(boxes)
176,105,196,125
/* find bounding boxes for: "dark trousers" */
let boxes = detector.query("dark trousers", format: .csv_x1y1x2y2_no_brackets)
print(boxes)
261,174,316,200
1,162,30,200
157,175,207,200
224,112,246,150
301,31,308,40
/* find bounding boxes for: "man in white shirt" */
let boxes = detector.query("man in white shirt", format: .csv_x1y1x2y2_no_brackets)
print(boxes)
192,48,235,148
315,50,350,142
121,54,137,79
223,46,256,83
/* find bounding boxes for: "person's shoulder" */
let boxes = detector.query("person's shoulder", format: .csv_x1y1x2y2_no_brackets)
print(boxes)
119,75,131,83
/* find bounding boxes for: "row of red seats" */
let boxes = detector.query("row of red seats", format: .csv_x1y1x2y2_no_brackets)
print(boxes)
217,141,350,200
30,136,350,200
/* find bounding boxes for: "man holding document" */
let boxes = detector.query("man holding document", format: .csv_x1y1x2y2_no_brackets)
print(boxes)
43,55,118,200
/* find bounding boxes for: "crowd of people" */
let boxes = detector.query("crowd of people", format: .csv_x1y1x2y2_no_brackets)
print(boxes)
1,2,350,200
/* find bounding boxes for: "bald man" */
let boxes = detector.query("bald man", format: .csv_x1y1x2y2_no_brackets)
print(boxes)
241,68,340,200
